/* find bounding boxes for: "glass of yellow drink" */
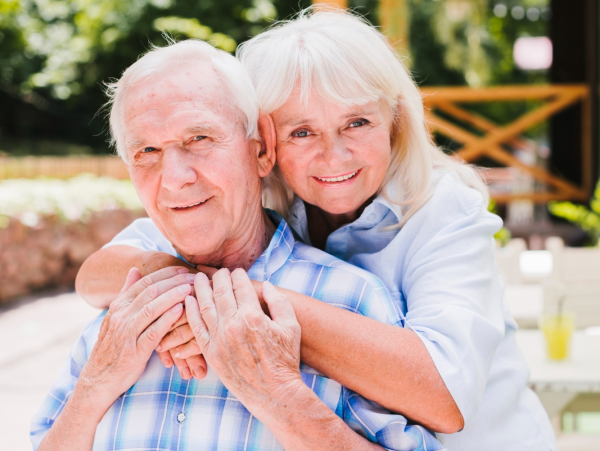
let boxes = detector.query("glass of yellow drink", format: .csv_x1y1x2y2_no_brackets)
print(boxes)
541,314,575,361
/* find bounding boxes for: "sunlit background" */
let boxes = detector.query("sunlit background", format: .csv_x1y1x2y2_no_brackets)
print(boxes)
1,0,599,450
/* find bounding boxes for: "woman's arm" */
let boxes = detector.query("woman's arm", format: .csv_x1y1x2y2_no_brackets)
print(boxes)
280,286,463,433
77,247,462,433
75,246,195,308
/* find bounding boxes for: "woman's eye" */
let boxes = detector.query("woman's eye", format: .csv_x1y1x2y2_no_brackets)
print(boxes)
292,130,309,138
143,147,156,153
192,135,206,141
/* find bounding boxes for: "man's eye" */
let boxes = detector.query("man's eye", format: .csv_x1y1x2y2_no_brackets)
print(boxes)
349,120,368,128
143,147,156,153
292,130,309,138
192,135,207,141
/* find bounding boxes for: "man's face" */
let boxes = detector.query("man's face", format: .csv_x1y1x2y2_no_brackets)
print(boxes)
122,63,263,263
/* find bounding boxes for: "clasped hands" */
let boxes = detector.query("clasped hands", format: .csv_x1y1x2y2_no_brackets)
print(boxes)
84,264,303,413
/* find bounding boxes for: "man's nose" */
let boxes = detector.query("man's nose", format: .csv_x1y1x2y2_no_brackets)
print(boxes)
160,146,197,191
320,135,352,168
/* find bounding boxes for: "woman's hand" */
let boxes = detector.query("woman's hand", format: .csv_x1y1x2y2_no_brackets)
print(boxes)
185,268,303,415
80,267,193,403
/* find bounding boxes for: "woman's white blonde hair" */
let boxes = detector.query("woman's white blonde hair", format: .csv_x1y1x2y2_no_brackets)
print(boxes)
237,6,488,225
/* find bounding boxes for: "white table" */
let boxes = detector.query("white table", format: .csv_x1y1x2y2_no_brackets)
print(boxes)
516,330,600,415
504,284,543,328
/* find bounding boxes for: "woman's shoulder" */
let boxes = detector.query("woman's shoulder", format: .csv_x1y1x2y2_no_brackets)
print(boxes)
429,169,488,214
403,169,501,231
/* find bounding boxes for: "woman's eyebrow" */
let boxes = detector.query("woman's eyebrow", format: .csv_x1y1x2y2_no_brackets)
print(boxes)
278,117,314,128
342,109,379,118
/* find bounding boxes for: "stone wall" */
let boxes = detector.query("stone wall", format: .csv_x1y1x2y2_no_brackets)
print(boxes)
0,210,146,303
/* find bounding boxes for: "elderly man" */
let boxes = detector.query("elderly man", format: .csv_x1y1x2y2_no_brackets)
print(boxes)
31,40,443,451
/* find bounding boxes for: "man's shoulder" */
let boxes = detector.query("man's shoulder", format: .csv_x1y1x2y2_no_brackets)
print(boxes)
291,241,388,288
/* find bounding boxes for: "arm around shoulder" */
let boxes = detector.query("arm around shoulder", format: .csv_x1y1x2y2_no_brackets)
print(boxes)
76,246,194,309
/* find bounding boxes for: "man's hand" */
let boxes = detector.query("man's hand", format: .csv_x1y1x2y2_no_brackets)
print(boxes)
80,266,196,404
185,269,303,415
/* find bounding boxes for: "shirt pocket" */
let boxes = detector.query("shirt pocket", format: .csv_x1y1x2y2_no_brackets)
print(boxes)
300,364,343,413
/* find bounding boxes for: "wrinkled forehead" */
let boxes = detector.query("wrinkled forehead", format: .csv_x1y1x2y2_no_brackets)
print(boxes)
122,66,232,124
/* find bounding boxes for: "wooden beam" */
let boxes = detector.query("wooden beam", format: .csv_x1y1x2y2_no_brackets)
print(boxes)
421,85,588,103
379,0,410,56
312,0,348,8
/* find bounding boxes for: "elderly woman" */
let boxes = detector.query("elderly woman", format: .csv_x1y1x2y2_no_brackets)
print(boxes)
77,8,555,450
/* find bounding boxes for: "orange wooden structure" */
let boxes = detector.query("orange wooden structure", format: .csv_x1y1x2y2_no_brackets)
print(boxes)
421,85,592,203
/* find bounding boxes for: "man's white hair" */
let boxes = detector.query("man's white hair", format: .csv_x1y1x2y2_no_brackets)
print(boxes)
105,39,259,161
237,7,489,224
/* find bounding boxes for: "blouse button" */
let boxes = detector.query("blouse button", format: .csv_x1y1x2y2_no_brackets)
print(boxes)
177,412,186,423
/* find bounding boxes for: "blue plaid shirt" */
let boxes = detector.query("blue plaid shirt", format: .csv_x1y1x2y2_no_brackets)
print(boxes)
31,214,444,451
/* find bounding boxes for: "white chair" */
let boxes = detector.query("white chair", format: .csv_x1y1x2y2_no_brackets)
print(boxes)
495,238,527,284
542,279,600,329
546,236,600,282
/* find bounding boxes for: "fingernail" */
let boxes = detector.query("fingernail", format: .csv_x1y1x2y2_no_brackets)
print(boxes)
174,351,181,358
177,268,189,274
186,274,196,282
156,344,162,351
171,303,183,313
163,359,173,368
178,284,191,293
192,366,204,378
181,367,191,379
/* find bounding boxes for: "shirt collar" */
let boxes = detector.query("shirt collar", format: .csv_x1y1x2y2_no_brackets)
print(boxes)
248,211,296,282
177,210,295,282
287,186,403,243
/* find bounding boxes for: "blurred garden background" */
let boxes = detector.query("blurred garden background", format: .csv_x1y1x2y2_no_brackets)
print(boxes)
1,0,600,450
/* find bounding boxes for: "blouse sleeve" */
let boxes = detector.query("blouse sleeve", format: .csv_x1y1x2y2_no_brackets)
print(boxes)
102,218,177,256
400,173,506,424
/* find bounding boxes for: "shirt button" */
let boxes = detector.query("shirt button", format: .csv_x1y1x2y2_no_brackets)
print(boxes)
177,412,186,423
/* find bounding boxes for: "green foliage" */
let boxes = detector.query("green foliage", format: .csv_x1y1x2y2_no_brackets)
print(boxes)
0,0,307,153
488,198,512,246
0,174,143,228
548,181,600,246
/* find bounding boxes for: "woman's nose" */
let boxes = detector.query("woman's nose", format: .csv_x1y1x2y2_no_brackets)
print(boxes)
160,147,198,191
320,136,352,168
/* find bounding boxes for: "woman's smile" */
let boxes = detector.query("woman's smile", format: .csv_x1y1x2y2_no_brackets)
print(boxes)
313,169,361,185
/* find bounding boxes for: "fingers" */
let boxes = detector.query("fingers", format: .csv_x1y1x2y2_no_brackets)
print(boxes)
211,268,238,318
132,284,192,334
157,324,194,352
194,273,218,333
120,267,142,294
171,353,192,380
185,294,212,352
262,281,299,330
195,264,218,279
187,354,208,379
125,266,192,302
173,338,202,360
131,272,196,312
231,268,262,312
137,303,183,354
169,309,188,331
157,350,173,368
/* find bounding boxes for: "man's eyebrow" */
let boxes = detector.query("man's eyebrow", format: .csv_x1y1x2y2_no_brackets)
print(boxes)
126,138,146,150
184,124,215,135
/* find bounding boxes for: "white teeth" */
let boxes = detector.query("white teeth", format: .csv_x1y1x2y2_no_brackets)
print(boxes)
177,201,203,209
316,171,358,183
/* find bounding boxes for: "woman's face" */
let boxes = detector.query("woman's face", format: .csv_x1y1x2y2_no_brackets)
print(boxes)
271,90,393,217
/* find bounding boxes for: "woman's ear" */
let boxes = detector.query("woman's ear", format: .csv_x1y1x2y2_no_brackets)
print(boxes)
256,113,277,177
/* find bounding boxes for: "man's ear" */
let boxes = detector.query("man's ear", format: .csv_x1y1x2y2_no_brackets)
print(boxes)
256,113,277,178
